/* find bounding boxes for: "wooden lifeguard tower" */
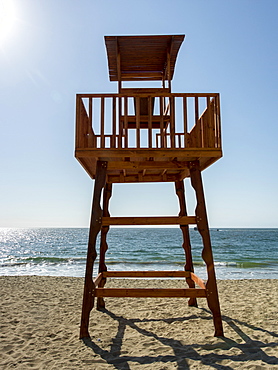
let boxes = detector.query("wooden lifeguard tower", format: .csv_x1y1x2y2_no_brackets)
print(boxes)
76,35,224,339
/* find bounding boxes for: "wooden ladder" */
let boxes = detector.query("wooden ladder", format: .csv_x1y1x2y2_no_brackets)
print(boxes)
79,160,224,339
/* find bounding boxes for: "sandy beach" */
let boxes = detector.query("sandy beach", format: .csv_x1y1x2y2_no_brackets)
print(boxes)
1,276,277,369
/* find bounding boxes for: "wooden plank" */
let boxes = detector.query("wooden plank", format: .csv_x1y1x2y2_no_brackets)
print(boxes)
75,95,81,148
160,96,165,148
170,97,175,148
206,97,212,148
136,96,140,148
80,160,107,339
95,288,207,298
100,97,105,148
75,148,222,159
183,96,188,146
93,273,103,287
102,216,196,226
116,38,121,82
118,97,122,148
107,160,189,170
103,271,191,278
112,97,116,148
148,96,152,148
77,93,219,99
97,182,113,310
215,94,222,148
175,180,197,307
107,174,182,183
189,160,224,337
119,115,170,122
120,88,169,94
195,97,199,126
190,272,206,289
124,96,128,148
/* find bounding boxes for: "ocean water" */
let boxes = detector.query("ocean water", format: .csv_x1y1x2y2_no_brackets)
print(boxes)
0,228,277,280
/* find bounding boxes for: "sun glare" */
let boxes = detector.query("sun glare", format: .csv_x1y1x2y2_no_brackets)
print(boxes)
0,0,16,45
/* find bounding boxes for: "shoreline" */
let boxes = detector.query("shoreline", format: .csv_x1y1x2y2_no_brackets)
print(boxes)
1,276,278,369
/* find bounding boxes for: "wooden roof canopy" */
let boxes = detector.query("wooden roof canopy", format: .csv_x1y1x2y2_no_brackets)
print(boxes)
104,35,185,82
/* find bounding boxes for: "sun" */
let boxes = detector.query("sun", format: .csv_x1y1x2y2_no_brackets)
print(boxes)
0,0,16,46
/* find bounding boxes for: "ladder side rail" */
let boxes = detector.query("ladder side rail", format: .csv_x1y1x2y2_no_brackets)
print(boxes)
97,183,113,310
189,160,224,337
80,160,108,339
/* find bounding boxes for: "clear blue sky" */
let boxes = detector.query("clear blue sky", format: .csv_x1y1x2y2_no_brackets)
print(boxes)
1,0,278,228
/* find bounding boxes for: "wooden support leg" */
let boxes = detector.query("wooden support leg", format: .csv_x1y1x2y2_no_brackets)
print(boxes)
80,161,107,339
189,160,224,337
97,183,113,310
175,180,197,307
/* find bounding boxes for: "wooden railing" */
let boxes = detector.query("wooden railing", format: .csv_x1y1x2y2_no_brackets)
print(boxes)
76,93,221,150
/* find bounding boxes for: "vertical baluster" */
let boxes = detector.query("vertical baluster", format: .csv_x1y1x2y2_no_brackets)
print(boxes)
136,96,140,148
195,96,202,147
148,96,152,148
160,96,164,148
124,96,128,148
112,97,116,148
100,97,105,148
195,96,199,126
75,95,81,148
183,96,187,148
216,94,221,148
79,98,87,149
205,96,210,148
88,97,94,148
170,96,175,148
118,97,122,148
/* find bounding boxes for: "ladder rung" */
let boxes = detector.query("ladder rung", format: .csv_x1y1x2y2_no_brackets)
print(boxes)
95,288,207,298
102,216,196,226
102,270,191,278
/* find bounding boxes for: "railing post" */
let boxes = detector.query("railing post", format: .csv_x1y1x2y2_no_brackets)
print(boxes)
75,95,81,148
216,94,221,149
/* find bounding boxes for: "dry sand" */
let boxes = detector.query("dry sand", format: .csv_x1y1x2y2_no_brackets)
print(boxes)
0,276,277,369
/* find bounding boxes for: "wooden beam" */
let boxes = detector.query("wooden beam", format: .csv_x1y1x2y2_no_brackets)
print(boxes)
175,180,197,307
93,273,103,287
189,160,224,337
102,271,191,278
107,160,189,170
80,160,107,339
77,93,219,99
101,216,196,226
95,288,207,298
190,272,206,290
107,173,182,184
76,148,223,159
